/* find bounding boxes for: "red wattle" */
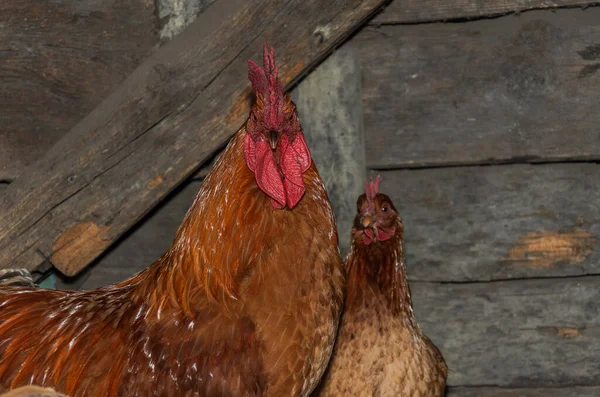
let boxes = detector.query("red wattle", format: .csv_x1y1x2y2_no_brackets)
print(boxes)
363,227,395,245
363,229,374,245
280,134,311,208
245,131,311,209
245,134,286,208
375,227,394,241
256,141,286,208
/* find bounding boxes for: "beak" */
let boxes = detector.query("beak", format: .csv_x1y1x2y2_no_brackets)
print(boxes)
268,130,280,150
361,215,373,229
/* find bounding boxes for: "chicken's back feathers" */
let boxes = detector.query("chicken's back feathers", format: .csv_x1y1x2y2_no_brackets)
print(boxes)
0,127,343,397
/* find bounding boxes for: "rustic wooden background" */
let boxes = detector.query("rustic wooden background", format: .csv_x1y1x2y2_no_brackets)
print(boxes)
2,0,600,396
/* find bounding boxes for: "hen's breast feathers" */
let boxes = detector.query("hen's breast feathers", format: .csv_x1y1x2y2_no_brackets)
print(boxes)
316,219,447,397
0,127,344,397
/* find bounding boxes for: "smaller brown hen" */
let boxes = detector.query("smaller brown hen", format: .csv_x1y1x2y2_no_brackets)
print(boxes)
316,176,447,397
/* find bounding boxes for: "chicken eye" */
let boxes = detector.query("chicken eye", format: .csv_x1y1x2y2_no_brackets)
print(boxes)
289,113,294,121
382,206,388,212
252,113,257,122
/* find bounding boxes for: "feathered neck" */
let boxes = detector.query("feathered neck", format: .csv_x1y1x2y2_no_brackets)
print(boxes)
345,222,417,327
127,124,330,316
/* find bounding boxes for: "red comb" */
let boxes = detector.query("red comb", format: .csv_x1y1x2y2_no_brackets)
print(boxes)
247,43,284,130
365,175,381,211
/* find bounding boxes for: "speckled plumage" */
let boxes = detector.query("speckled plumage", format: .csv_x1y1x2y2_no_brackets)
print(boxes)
0,49,344,397
315,191,447,397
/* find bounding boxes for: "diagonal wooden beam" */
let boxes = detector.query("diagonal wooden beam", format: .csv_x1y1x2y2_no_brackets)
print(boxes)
0,0,388,276
0,0,158,183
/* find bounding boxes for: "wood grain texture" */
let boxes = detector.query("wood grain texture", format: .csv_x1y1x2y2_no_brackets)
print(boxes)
157,0,217,40
447,386,600,396
412,276,600,387
0,0,388,276
56,180,201,290
0,0,157,181
373,0,597,24
293,44,367,256
358,8,600,168
377,163,600,282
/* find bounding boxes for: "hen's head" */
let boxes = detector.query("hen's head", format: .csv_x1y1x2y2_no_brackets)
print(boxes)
353,176,400,246
244,44,311,209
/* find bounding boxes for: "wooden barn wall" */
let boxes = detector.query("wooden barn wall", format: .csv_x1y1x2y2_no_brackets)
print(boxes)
0,0,219,184
0,0,158,183
362,8,600,168
2,0,600,395
359,5,600,396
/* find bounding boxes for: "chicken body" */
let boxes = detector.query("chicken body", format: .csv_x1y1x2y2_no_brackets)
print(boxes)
318,270,447,397
0,47,344,397
316,183,446,397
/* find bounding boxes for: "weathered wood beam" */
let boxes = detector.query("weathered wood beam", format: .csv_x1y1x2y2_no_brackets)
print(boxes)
379,163,600,282
0,0,388,276
358,8,600,168
0,0,158,182
373,0,598,24
157,0,218,41
413,275,600,387
56,181,203,290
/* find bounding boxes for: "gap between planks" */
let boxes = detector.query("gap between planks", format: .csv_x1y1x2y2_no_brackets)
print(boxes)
410,272,600,285
369,158,600,172
371,2,600,26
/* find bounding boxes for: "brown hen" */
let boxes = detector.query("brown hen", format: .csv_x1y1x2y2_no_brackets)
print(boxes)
315,176,447,397
0,44,344,397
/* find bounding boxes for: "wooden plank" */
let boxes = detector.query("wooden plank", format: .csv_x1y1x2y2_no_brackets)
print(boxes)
373,0,597,24
157,0,217,41
0,0,388,276
57,180,202,290
412,276,600,387
357,8,600,169
293,44,367,256
0,0,158,181
378,163,600,282
447,386,600,397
